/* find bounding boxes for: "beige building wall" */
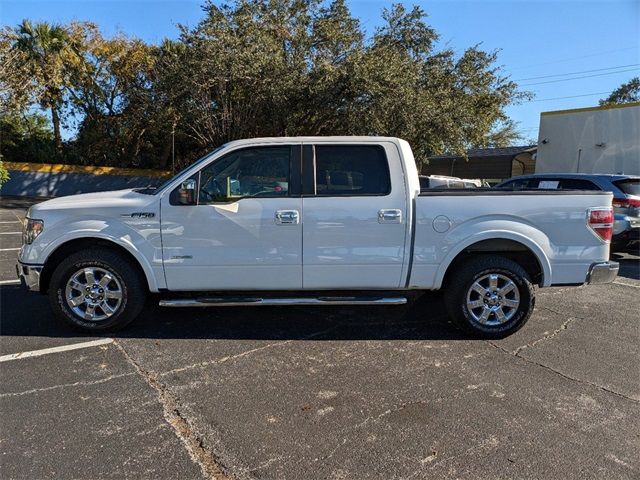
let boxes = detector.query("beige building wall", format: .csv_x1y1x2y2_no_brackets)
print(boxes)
536,102,640,175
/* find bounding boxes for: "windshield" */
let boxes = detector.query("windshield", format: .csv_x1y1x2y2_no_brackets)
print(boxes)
148,145,226,195
614,179,640,196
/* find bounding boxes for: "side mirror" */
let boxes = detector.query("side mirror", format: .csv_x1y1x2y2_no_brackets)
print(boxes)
177,178,197,205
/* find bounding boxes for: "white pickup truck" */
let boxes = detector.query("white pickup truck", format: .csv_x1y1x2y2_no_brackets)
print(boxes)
17,137,619,338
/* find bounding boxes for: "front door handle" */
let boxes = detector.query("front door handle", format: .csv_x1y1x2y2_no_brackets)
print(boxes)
275,210,300,225
378,209,402,224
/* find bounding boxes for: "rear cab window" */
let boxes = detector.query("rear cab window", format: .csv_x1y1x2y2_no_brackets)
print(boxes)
314,145,391,196
613,179,640,196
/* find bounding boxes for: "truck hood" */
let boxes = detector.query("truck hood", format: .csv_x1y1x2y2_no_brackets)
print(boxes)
29,189,153,213
27,189,159,223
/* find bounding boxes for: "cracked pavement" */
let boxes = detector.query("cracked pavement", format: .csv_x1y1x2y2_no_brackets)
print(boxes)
1,201,639,479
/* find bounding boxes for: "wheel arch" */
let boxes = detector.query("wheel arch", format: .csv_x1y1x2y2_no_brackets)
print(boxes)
40,236,156,294
437,233,552,289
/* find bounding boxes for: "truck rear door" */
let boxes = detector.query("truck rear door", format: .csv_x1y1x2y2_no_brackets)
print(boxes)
301,142,409,289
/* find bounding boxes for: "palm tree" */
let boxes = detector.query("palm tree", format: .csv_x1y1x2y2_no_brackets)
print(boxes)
13,20,70,152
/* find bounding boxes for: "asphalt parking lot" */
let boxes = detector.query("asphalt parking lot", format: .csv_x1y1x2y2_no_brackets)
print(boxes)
1,198,639,480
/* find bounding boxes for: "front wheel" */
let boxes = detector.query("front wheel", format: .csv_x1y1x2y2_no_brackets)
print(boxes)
443,255,535,339
49,249,146,332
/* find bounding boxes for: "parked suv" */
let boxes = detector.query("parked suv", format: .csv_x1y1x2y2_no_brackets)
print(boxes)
496,174,640,253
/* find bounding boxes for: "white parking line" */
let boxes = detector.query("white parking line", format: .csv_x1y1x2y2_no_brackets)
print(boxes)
0,279,20,285
0,221,21,224
0,248,21,251
0,338,114,363
0,232,21,235
613,280,640,288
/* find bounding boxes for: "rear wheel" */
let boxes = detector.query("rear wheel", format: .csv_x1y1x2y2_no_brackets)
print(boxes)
444,255,535,338
49,249,146,332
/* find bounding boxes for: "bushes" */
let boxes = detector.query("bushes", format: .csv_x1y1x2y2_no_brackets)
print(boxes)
0,160,9,187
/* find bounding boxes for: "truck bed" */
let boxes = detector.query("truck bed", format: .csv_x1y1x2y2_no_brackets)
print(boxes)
410,189,612,289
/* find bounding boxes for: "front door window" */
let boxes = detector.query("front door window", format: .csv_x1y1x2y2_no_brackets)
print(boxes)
198,146,291,203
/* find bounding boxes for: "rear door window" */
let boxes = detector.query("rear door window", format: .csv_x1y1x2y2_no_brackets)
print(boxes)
314,145,391,196
557,179,601,191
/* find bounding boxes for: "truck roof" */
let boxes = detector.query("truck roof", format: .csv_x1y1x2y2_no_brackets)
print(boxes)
222,136,406,147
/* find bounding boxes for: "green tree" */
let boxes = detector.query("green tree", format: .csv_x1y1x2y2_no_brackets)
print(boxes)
0,112,55,164
64,26,159,166
7,20,75,152
167,1,526,166
0,28,32,115
600,77,640,105
147,39,198,169
0,1,528,170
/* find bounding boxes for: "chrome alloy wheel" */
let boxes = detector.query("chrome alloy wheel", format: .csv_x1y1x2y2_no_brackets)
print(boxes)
465,273,520,326
65,267,123,321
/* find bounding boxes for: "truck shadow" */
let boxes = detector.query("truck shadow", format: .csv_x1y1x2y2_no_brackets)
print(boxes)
0,286,466,341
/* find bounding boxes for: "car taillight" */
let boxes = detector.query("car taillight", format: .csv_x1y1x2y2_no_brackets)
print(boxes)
587,207,613,243
612,197,640,208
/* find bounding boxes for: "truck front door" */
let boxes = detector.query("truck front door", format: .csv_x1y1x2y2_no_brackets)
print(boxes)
160,144,303,291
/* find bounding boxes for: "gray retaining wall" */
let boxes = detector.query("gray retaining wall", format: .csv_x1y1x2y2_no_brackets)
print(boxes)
1,169,168,198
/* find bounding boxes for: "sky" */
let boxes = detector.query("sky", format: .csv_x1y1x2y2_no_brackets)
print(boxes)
1,0,639,144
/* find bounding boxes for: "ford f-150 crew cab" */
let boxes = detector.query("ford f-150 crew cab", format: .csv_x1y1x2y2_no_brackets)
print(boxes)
17,137,619,338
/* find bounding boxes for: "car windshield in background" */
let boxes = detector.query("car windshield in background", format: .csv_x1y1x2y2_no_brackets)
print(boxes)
614,179,640,196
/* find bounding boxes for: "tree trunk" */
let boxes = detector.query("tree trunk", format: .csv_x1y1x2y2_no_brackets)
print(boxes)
157,135,172,169
51,106,62,153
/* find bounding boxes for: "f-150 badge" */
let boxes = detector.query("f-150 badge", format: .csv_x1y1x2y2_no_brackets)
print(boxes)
121,212,155,218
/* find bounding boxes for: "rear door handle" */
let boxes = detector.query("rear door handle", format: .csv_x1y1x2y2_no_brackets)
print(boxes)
378,209,403,224
275,210,300,225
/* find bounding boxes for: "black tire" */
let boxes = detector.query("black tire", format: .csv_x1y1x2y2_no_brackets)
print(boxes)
443,255,535,339
49,249,146,332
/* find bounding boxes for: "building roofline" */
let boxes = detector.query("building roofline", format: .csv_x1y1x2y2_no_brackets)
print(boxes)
541,101,640,117
427,145,537,161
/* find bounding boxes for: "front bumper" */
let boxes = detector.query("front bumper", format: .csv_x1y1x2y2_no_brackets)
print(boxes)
586,261,619,285
16,262,43,292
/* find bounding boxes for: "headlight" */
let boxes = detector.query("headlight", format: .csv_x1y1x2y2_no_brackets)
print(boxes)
23,218,44,245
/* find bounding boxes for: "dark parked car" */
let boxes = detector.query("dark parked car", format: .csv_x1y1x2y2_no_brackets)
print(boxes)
496,174,640,253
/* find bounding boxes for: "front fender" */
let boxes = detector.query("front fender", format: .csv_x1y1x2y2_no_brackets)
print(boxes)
21,216,164,291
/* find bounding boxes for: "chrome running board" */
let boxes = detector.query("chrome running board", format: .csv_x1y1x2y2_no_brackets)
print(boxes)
159,296,407,307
